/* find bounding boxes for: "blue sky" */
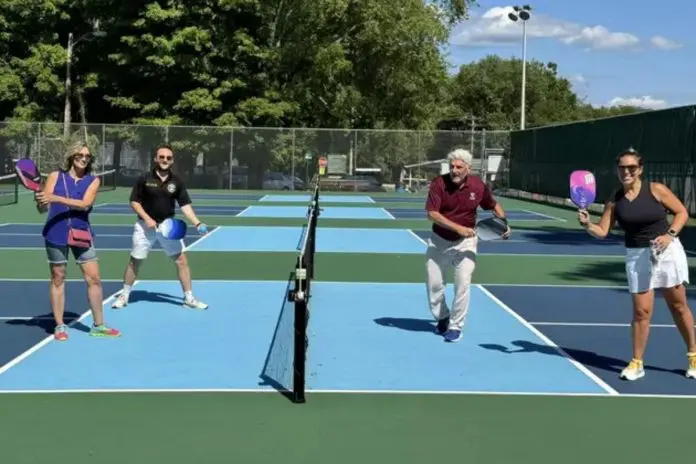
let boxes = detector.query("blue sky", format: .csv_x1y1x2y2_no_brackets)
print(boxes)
444,0,695,109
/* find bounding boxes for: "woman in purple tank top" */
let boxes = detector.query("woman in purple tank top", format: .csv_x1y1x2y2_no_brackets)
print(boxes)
35,141,120,341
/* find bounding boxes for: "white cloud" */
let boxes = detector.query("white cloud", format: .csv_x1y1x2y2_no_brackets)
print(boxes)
607,96,668,109
561,26,638,50
449,6,670,51
569,74,586,85
650,35,682,50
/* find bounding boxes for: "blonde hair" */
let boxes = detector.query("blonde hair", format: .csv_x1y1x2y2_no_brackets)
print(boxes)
63,140,94,173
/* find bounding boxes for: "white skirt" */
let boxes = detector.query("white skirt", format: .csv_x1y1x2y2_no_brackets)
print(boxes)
625,237,690,293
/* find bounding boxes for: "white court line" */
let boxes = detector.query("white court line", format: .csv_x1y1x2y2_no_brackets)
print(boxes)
0,278,639,290
0,387,693,400
0,281,141,376
234,206,251,217
182,226,222,251
480,282,629,289
521,209,567,222
407,229,428,246
258,195,270,202
530,322,690,328
479,253,625,258
475,284,619,396
381,208,396,219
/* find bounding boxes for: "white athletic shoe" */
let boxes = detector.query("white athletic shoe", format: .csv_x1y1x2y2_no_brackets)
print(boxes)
184,297,208,310
686,354,696,379
620,359,645,381
111,293,129,309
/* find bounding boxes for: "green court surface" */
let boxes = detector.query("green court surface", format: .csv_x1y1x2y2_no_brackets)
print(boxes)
1,187,695,464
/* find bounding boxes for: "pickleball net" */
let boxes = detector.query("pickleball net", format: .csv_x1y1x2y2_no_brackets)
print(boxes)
260,184,319,403
0,173,19,207
0,168,114,209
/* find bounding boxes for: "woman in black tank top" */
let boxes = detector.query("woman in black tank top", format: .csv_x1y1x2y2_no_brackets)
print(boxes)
578,148,696,381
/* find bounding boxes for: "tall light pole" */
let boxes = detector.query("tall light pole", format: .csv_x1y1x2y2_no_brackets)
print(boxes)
508,5,531,130
64,28,106,137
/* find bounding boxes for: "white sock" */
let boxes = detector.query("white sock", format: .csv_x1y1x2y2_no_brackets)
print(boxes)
184,291,194,301
122,285,132,297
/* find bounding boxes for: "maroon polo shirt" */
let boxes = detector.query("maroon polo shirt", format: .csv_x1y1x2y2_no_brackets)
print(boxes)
425,173,497,241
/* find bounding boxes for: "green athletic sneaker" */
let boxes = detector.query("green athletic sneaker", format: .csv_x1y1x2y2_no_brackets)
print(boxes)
90,324,121,338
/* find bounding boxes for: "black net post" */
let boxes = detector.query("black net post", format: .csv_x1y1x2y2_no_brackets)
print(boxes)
291,255,308,404
287,183,320,404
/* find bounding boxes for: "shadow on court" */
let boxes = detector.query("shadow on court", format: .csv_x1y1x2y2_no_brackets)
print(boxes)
126,290,184,306
373,317,438,333
413,222,625,244
5,311,89,334
479,340,682,376
555,260,696,285
258,271,300,403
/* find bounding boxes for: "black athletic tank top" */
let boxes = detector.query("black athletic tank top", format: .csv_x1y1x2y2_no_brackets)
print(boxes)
613,181,670,248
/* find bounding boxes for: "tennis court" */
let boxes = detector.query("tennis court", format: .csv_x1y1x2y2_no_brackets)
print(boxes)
1,182,695,464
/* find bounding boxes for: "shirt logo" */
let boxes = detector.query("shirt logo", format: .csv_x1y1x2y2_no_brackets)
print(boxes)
166,183,177,194
469,192,476,200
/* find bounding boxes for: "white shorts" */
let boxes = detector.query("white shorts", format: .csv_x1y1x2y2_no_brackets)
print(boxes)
625,237,690,294
130,219,185,259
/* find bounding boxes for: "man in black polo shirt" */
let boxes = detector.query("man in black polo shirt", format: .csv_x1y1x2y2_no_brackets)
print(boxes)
111,144,209,310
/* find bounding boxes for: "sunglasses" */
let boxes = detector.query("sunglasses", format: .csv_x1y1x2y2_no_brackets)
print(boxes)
158,155,173,161
617,164,639,173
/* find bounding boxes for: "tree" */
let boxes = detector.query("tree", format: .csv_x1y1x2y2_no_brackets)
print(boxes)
447,55,645,130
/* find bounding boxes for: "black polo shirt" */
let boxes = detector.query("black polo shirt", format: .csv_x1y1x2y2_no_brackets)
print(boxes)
129,169,192,223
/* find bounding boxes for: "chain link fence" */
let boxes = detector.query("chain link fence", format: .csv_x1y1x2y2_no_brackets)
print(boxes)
0,122,510,192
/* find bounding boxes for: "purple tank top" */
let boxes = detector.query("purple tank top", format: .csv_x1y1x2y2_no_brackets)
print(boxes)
42,170,96,246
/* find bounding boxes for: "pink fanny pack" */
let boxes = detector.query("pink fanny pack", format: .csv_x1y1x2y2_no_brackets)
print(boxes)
67,228,93,248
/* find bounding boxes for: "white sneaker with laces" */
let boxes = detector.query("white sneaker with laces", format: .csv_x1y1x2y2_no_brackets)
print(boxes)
111,293,129,309
184,297,208,310
620,359,645,381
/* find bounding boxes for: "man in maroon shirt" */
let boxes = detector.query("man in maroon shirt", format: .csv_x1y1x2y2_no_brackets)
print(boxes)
424,148,511,342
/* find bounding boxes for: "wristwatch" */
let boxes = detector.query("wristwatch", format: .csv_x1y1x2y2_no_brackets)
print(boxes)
668,229,678,237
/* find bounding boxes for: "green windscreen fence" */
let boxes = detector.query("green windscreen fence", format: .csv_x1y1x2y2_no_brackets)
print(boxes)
508,105,696,213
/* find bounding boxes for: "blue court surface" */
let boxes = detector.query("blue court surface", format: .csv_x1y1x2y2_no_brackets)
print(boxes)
388,208,563,221
260,194,375,203
0,224,218,251
238,205,394,219
92,203,248,217
187,193,425,204
89,203,564,221
190,193,263,201
0,224,627,256
0,279,694,396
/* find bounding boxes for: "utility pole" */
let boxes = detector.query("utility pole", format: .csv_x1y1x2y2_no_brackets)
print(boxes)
508,5,532,130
